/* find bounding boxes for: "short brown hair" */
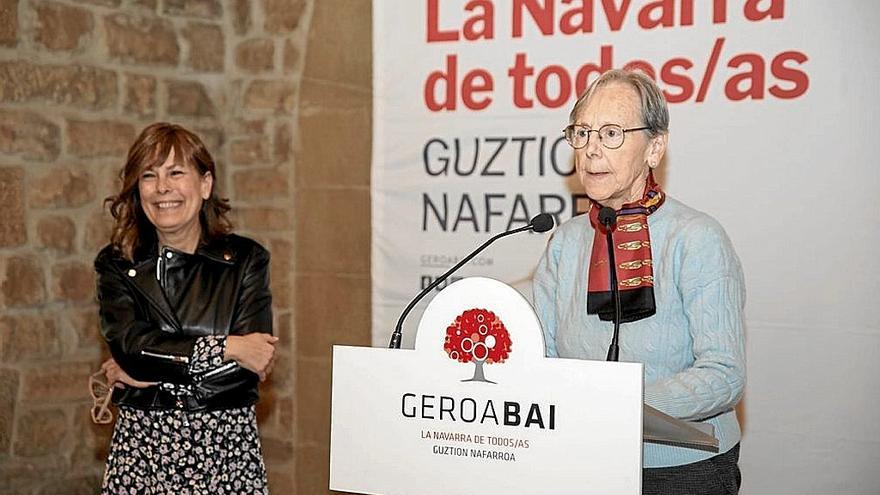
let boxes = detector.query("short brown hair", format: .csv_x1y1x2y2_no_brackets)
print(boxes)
105,123,232,260
569,69,669,138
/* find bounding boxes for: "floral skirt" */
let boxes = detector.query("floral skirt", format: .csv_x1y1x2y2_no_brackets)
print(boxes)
101,405,268,495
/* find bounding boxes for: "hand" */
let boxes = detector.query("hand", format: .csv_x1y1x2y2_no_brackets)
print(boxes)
225,333,278,381
101,358,157,389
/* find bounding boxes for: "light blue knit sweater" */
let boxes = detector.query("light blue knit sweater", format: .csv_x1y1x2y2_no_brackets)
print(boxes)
533,196,746,468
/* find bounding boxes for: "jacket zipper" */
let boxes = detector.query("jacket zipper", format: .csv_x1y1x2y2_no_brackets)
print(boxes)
143,248,189,365
141,349,190,364
156,247,167,286
201,361,237,378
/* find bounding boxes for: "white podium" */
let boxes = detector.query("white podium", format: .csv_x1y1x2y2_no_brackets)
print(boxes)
330,277,716,495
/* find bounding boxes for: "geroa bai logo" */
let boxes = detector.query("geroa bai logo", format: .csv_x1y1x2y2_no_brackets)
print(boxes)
444,308,511,383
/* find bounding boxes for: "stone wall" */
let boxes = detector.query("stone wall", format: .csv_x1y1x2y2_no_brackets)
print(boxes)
293,1,371,491
0,0,370,493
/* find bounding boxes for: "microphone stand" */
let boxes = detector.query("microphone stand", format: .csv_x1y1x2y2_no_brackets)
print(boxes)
388,223,538,349
602,213,622,362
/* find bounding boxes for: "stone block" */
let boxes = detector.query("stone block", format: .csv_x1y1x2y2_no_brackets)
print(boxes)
235,38,273,73
183,22,224,72
274,121,292,163
231,0,250,36
104,13,179,66
262,437,294,463
295,93,370,187
167,80,216,117
124,74,156,118
0,167,25,247
255,380,275,423
267,346,292,392
295,357,331,445
269,239,295,310
295,444,330,494
52,261,94,303
0,458,68,494
270,273,290,319
229,136,269,166
0,0,19,46
295,188,370,274
282,38,298,73
83,206,112,252
37,475,103,495
69,404,111,469
0,314,60,362
304,0,371,87
230,118,266,134
237,206,292,231
36,215,76,254
67,119,135,158
263,0,305,34
0,109,61,161
243,79,296,114
1,255,46,307
233,167,288,200
295,273,370,359
163,0,221,19
67,307,100,350
34,1,93,51
299,74,370,113
266,469,295,495
194,126,224,152
268,237,292,274
0,61,117,109
132,0,156,10
0,368,18,452
28,166,94,208
13,408,67,457
276,395,294,437
20,361,94,402
270,270,291,312
79,0,119,6
273,311,293,354
95,163,120,198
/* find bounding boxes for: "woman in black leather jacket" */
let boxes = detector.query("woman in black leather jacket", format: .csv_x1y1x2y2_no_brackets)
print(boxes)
96,123,277,494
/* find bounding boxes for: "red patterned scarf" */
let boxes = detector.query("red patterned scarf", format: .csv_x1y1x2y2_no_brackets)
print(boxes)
587,172,665,323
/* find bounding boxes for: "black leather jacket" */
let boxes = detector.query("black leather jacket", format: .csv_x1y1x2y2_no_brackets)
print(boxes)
95,234,273,412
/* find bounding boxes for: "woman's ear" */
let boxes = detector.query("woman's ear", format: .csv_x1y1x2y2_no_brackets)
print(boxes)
646,133,668,168
200,172,213,200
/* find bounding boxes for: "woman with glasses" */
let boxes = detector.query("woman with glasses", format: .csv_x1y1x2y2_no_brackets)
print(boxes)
534,69,745,494
94,123,277,494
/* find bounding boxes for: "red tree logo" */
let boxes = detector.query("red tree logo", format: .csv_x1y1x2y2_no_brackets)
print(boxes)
443,308,512,383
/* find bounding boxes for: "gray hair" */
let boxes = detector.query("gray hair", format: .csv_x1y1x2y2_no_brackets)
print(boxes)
569,69,669,137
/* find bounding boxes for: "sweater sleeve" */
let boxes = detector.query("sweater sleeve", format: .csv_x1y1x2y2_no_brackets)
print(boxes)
644,219,747,421
533,230,563,358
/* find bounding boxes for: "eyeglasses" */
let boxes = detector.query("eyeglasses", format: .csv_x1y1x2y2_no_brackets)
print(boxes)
562,123,650,150
89,371,113,424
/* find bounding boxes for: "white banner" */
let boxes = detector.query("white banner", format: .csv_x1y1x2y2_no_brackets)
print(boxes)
373,2,880,492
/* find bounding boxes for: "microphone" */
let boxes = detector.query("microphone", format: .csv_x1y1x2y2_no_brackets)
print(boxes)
531,213,554,233
388,213,556,349
599,207,622,362
598,207,617,229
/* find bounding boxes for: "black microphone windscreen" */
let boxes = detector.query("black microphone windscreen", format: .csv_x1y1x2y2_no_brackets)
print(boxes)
598,207,617,227
530,213,555,233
